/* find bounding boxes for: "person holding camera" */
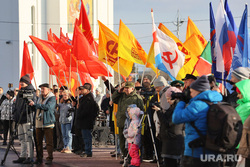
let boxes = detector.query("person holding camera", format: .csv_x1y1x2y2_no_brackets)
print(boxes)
142,76,170,163
0,90,14,145
12,74,37,164
172,75,223,166
29,83,56,165
153,87,184,167
58,90,73,153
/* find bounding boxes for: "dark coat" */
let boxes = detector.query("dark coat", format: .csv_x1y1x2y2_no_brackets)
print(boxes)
0,94,6,106
157,101,184,156
75,93,99,130
13,84,37,124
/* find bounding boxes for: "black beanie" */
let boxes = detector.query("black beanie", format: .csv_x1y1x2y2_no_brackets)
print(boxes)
190,75,210,92
7,90,14,97
20,74,31,85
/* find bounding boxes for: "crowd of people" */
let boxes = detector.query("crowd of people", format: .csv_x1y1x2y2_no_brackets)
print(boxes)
0,67,250,167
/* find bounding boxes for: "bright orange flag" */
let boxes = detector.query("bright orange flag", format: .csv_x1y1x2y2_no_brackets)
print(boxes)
186,17,207,48
184,34,205,58
98,20,133,77
118,20,156,73
21,41,34,80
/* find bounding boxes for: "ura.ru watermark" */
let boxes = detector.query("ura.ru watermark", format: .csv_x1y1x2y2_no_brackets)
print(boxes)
200,154,242,162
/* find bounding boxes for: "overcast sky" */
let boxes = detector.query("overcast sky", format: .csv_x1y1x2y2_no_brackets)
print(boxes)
113,0,249,53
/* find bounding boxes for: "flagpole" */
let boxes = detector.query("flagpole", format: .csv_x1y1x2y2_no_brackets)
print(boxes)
105,56,116,159
62,71,70,88
76,60,80,105
49,67,51,88
222,72,225,96
105,56,112,101
69,53,72,93
118,57,121,88
57,70,60,104
33,72,38,90
141,62,147,85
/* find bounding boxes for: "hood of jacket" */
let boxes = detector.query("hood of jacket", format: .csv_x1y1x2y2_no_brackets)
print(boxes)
189,90,223,103
128,104,143,120
236,79,250,105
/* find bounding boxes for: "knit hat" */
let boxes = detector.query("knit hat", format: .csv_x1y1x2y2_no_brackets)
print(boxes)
19,74,30,85
165,87,182,98
153,76,169,87
190,75,210,92
232,67,250,81
7,90,14,97
143,75,152,81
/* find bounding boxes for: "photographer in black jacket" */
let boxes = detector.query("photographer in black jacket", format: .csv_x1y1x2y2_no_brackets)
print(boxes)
12,74,37,164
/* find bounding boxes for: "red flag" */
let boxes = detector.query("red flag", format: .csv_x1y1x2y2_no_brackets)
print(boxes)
78,0,94,45
30,35,65,68
60,27,71,44
21,41,34,80
79,72,93,89
72,23,93,61
72,24,112,77
47,29,56,42
52,33,72,53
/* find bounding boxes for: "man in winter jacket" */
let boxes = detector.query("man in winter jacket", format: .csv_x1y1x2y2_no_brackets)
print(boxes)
75,83,99,158
173,75,223,166
29,83,56,165
112,81,144,163
12,74,37,164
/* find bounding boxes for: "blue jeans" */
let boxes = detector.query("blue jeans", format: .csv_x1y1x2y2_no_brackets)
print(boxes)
81,129,92,155
61,123,72,150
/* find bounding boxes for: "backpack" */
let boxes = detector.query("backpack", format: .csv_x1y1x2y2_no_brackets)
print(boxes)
189,101,243,153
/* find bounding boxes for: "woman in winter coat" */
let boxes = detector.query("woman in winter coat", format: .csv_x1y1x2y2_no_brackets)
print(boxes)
236,79,250,167
153,87,184,167
0,90,14,145
58,90,73,153
172,75,223,167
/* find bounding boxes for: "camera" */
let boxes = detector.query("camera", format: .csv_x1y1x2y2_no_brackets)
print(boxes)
136,86,155,99
66,107,75,117
8,83,13,89
19,89,34,101
171,88,191,103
